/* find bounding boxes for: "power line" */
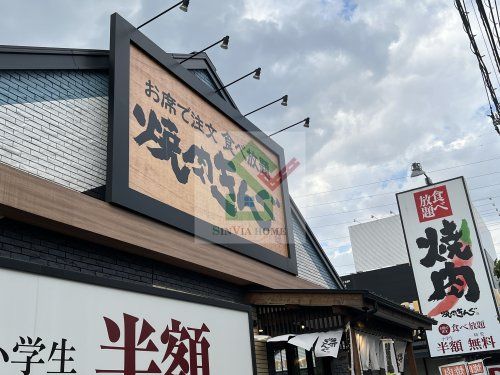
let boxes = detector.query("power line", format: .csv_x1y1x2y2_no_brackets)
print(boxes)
480,214,500,219
311,205,500,235
470,0,500,86
475,200,498,207
302,181,500,209
313,214,500,230
479,210,500,215
455,0,500,133
476,0,500,76
318,235,351,241
307,138,500,179
305,194,500,221
295,157,500,199
308,196,500,241
478,204,499,212
472,181,500,190
303,189,496,222
311,222,500,241
316,215,500,235
306,199,496,221
312,219,364,230
305,203,395,220
474,193,500,201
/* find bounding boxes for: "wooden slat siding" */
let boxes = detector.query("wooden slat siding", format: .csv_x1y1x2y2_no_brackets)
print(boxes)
247,292,365,309
255,341,268,375
0,163,322,290
248,292,434,331
251,308,269,375
256,306,344,336
253,327,269,375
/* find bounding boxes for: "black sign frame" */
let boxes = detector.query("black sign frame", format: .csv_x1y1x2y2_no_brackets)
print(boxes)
106,13,298,275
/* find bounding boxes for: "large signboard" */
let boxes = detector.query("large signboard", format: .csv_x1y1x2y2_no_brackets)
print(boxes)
397,177,500,357
107,13,297,274
0,265,254,375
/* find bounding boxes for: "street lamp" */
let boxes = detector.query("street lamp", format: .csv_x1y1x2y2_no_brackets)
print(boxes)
410,162,433,186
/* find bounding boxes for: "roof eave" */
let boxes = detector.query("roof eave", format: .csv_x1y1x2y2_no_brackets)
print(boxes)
245,289,436,329
0,45,239,112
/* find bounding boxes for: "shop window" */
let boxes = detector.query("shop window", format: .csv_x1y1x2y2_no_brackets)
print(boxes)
274,348,288,374
269,343,329,375
297,347,308,375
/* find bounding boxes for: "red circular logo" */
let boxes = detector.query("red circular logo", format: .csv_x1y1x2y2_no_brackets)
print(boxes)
438,324,451,335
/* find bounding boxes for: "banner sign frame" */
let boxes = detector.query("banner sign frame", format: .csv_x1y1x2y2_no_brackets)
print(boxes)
397,176,499,358
106,13,297,274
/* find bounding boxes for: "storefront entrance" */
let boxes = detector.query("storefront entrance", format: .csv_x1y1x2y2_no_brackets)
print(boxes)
248,290,434,375
267,342,340,375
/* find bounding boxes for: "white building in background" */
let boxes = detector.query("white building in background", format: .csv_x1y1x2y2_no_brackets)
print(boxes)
472,206,499,287
349,211,498,278
348,214,408,273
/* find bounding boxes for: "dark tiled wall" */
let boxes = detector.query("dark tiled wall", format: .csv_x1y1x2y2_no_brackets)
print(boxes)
0,218,244,304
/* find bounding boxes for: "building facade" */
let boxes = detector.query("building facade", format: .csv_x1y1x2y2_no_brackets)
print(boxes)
0,14,434,375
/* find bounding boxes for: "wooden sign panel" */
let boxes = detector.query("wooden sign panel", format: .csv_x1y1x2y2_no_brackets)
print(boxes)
107,14,297,274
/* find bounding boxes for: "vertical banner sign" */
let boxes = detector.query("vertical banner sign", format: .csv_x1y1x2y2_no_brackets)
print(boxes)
314,330,344,358
397,177,500,358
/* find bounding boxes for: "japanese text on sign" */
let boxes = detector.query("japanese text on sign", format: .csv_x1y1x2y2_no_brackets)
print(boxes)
128,45,291,257
397,178,500,358
0,314,211,375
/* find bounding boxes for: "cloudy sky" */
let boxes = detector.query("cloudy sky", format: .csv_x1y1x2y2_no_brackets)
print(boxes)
3,0,499,275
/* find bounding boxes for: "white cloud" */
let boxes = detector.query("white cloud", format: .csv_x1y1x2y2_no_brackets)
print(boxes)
1,0,498,274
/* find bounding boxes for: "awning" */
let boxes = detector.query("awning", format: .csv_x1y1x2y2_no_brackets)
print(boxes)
246,289,435,332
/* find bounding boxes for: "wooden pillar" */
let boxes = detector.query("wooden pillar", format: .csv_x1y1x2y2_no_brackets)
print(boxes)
406,341,418,375
350,328,362,375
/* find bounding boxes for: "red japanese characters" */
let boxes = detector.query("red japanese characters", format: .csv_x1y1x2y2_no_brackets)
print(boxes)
414,185,453,223
97,313,211,375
